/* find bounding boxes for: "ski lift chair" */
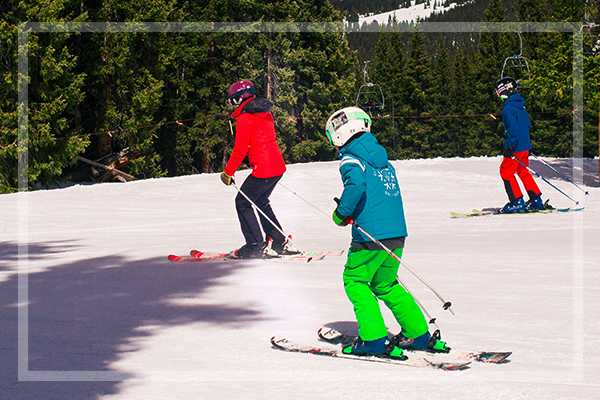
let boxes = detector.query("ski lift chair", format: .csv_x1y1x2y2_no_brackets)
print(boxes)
501,32,532,88
356,88,385,115
355,61,385,116
580,23,600,56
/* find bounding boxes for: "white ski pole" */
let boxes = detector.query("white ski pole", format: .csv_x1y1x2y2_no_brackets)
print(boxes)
279,184,454,315
395,273,440,326
231,178,301,252
334,198,454,315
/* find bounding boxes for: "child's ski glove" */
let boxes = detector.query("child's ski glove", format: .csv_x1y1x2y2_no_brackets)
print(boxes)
503,146,515,158
332,209,350,226
220,172,233,186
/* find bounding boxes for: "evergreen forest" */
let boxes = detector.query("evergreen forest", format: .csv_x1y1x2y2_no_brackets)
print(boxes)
1,0,599,193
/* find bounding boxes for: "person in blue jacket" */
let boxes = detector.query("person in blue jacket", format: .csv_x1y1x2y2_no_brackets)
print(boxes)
325,107,448,358
494,77,545,213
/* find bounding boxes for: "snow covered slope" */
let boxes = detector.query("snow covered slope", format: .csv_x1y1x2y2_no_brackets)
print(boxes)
1,157,598,399
357,0,474,26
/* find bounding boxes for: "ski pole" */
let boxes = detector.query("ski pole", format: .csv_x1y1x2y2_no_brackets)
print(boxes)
395,273,440,326
512,157,580,205
279,183,329,215
334,198,454,315
530,153,589,195
231,178,301,251
280,184,454,315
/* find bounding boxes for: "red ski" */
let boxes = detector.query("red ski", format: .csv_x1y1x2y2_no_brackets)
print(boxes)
167,249,344,263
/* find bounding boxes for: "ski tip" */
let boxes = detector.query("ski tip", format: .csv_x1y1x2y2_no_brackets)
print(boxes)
316,327,328,339
190,250,203,258
270,336,287,348
317,327,345,343
443,361,472,371
476,351,513,363
317,326,333,335
168,254,182,262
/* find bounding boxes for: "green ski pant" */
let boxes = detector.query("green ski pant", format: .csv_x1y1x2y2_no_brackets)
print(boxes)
343,247,428,341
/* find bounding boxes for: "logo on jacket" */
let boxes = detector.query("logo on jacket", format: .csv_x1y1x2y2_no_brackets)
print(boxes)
375,169,399,197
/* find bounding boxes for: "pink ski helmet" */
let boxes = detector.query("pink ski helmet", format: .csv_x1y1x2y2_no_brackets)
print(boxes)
227,80,256,106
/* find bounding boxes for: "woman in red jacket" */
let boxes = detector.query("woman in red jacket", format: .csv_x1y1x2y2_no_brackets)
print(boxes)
220,80,295,258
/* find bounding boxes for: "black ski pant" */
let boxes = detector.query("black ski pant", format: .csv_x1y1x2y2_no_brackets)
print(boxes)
236,174,285,246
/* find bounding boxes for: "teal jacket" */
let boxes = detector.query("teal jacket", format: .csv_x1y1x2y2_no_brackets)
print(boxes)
336,132,408,245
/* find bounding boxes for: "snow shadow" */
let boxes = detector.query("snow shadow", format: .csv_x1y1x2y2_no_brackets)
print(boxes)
0,240,260,400
322,321,360,337
322,321,404,338
529,158,599,188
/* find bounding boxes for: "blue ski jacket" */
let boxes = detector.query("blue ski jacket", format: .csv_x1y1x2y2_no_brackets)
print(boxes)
336,132,408,244
502,93,531,153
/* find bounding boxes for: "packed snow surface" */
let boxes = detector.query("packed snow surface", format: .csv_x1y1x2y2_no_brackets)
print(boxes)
1,156,599,399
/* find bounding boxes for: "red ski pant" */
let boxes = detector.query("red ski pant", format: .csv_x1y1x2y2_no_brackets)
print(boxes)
499,151,541,202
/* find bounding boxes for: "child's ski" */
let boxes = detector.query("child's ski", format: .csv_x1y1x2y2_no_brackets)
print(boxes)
317,327,512,364
167,249,344,263
167,252,232,262
270,336,471,371
451,206,584,218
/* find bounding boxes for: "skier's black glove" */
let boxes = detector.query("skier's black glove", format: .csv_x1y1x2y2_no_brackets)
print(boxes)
503,146,515,158
332,209,350,226
220,172,233,186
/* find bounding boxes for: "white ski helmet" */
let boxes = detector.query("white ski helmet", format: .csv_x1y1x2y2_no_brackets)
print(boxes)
325,107,371,147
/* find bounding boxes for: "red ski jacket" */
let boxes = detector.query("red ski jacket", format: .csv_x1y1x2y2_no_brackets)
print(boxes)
224,97,286,178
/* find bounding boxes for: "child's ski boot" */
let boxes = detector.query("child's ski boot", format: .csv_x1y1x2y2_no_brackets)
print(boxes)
391,329,450,353
501,197,526,213
342,336,407,360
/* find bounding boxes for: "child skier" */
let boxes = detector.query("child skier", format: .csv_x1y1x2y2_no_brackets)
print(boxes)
494,77,546,213
325,107,447,358
220,80,298,258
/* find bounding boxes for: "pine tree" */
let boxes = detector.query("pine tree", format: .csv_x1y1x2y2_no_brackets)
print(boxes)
370,20,406,159
400,27,434,159
154,0,358,173
515,0,580,157
1,0,88,191
465,0,512,158
428,37,462,157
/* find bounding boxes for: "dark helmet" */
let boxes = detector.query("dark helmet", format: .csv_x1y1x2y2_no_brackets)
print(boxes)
494,77,518,100
228,80,255,106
